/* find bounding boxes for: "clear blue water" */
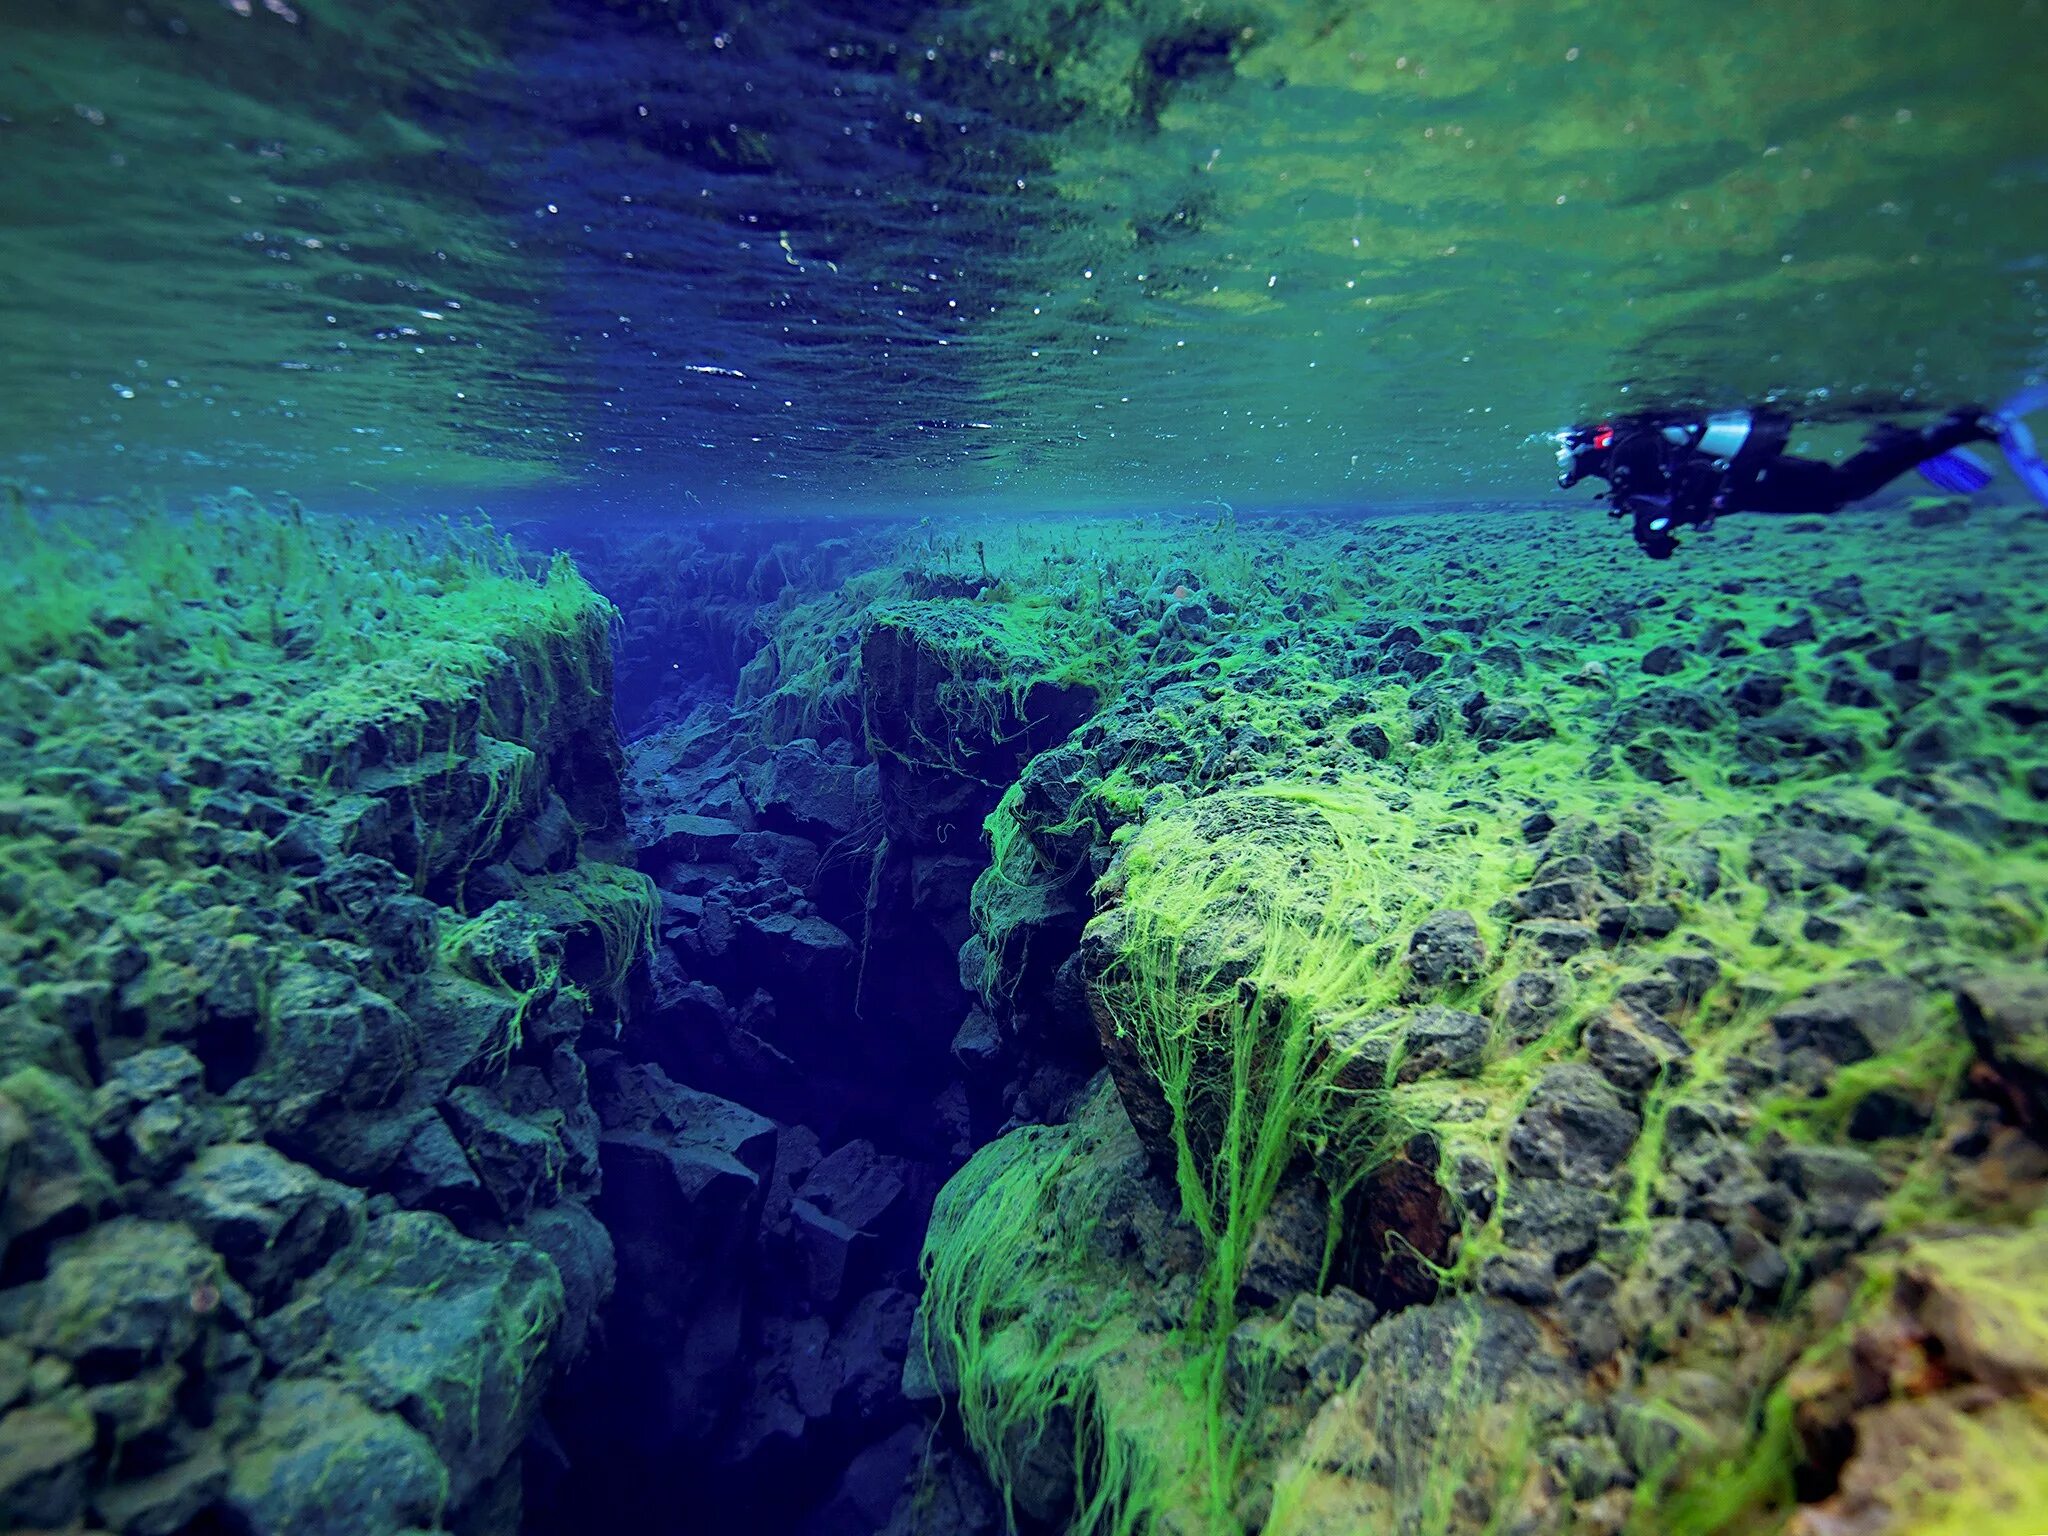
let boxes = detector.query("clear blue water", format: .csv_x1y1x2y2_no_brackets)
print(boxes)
5,0,2046,513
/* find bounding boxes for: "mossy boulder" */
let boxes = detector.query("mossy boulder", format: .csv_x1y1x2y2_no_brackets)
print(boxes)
226,1378,448,1536
0,1065,115,1257
157,1142,362,1304
24,1217,245,1372
272,1211,563,1507
0,1387,98,1529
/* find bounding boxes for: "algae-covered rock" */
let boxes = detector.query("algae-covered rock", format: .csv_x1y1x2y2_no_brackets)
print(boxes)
442,1082,568,1222
26,1217,240,1371
0,1064,115,1257
1405,909,1487,990
1956,970,2048,1126
226,1378,447,1536
93,1438,230,1536
1270,1301,1574,1535
1777,1226,2048,1536
1771,975,1918,1064
157,1141,362,1303
255,963,417,1121
861,601,1102,849
0,507,644,1526
913,504,2048,1534
0,1388,97,1529
286,1210,563,1507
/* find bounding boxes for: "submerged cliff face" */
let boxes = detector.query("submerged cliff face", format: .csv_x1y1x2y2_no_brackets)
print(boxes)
0,500,652,1535
545,494,2048,1535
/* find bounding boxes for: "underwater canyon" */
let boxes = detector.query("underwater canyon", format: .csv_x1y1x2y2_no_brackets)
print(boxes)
2,489,2045,1535
4,0,2048,1532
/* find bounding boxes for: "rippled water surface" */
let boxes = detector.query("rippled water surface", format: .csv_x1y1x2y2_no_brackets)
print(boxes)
4,0,2045,510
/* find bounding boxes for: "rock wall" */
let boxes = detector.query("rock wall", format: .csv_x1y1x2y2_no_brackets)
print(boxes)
0,508,653,1535
914,498,2048,1536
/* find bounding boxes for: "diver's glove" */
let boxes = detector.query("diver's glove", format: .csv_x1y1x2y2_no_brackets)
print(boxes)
1612,495,1685,559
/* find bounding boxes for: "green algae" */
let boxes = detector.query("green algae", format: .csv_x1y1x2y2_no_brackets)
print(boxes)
0,492,649,1528
904,497,2048,1535
918,1116,1152,1535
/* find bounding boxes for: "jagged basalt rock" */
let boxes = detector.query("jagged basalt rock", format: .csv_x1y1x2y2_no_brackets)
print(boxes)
1955,971,2048,1127
903,503,2048,1535
12,494,2048,1536
155,1142,362,1303
0,511,646,1534
1406,908,1487,989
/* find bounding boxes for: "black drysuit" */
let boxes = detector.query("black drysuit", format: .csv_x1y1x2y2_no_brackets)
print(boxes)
1578,409,1992,557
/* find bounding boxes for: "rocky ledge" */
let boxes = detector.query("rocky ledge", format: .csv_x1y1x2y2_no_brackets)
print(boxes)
908,496,2048,1536
0,503,653,1535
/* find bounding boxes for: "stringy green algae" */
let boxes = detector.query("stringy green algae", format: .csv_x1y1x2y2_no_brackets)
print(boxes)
933,767,2039,1531
914,502,2048,1536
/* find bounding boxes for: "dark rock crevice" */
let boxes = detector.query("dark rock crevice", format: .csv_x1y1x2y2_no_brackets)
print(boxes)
525,558,1112,1535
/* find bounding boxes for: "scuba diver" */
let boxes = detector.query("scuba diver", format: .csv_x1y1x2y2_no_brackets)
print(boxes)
1552,390,2048,558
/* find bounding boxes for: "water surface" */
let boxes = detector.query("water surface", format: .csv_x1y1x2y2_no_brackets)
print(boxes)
4,0,2044,510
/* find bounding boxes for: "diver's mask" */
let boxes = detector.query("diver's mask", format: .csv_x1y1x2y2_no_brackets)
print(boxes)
1554,423,1613,488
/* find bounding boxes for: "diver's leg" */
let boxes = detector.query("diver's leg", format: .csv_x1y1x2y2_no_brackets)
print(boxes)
1744,412,1995,513
1828,411,1996,501
1743,457,1844,514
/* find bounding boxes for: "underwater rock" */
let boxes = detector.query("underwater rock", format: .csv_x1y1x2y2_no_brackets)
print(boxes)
0,1390,100,1529
156,1141,361,1303
23,1217,242,1371
1237,1176,1328,1308
860,605,1098,851
276,1210,564,1507
1582,1002,1692,1095
1405,908,1487,990
225,1379,447,1536
583,1054,776,1443
1393,1005,1491,1082
1751,826,1871,894
1,1065,116,1258
828,1286,919,1423
1350,1138,1459,1312
93,1439,231,1536
757,739,870,842
1955,971,2048,1127
1497,966,1570,1042
1508,1065,1641,1185
1771,976,1917,1064
1781,1226,2048,1535
10,492,2048,1536
1474,698,1555,743
1639,642,1688,676
1278,1301,1573,1529
1761,611,1819,648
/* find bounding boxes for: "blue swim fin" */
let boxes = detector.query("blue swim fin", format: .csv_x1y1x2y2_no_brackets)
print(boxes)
1918,448,1994,495
1999,383,2048,420
1993,386,2048,506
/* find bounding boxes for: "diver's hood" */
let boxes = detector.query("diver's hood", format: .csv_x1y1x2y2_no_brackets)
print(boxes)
1555,422,1613,487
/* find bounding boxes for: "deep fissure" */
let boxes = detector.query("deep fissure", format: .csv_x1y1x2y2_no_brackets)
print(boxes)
5,498,2044,1536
